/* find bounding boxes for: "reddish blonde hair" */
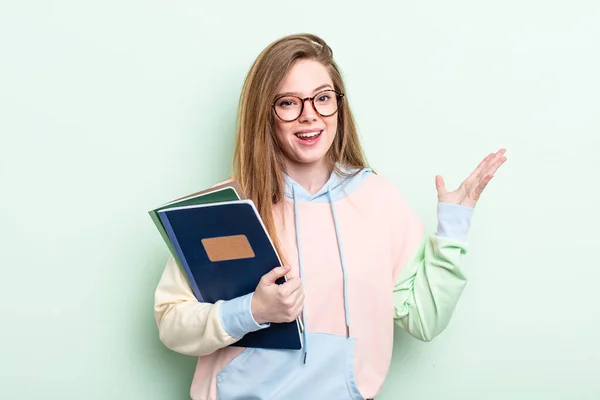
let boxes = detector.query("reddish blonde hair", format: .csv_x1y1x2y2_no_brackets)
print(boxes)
232,33,369,262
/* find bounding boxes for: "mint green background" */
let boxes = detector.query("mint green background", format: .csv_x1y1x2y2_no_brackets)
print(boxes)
1,1,599,399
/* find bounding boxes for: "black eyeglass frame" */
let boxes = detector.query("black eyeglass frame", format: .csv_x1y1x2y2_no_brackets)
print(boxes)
271,89,345,122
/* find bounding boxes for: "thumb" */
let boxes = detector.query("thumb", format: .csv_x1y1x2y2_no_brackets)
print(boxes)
435,175,447,195
261,265,290,285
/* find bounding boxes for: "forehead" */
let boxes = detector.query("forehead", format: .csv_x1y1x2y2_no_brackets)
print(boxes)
278,59,333,95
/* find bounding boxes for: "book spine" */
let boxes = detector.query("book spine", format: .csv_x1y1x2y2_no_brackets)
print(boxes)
149,211,184,268
157,211,205,302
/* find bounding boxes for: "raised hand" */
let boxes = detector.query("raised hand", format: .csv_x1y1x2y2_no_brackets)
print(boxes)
251,265,305,324
435,148,507,208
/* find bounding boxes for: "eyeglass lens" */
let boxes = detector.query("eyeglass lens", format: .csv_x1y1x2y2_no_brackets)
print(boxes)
274,90,340,121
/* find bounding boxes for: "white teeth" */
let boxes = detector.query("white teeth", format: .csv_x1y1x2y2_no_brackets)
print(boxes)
296,131,321,138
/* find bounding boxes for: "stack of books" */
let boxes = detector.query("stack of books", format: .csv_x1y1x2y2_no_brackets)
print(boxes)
148,181,303,350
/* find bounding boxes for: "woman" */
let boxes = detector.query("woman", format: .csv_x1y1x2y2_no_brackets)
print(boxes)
154,33,506,400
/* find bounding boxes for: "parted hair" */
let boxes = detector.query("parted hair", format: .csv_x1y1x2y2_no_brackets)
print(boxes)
232,33,369,262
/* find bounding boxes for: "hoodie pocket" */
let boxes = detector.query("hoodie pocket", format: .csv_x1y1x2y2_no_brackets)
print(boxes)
216,332,363,400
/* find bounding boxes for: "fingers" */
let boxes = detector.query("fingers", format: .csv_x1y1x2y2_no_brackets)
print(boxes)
291,292,305,318
480,148,506,176
466,148,506,185
435,175,447,195
466,152,494,183
279,279,304,322
471,174,493,200
278,276,302,297
474,149,506,193
280,296,304,323
261,265,291,285
485,149,507,176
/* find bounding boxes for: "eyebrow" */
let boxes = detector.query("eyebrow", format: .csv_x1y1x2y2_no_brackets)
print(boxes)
276,84,333,98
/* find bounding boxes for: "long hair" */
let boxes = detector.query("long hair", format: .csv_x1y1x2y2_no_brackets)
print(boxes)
232,33,369,263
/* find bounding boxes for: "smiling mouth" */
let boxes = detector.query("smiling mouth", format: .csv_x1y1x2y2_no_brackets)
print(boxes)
295,130,322,140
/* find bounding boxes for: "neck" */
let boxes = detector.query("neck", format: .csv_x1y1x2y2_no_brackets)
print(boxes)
284,158,333,195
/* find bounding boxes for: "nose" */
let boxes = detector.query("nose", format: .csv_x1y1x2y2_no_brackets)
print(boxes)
298,98,318,122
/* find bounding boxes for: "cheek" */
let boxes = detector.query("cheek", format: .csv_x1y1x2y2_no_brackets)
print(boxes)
274,122,296,154
274,122,288,143
326,118,338,137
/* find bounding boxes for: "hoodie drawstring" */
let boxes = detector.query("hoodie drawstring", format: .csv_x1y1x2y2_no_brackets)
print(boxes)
291,183,351,365
291,184,309,363
327,188,351,338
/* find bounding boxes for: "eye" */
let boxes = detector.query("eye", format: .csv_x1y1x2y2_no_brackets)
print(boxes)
316,94,330,103
277,98,298,108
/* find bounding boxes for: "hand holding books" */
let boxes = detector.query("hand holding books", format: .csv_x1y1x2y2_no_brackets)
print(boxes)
251,265,305,325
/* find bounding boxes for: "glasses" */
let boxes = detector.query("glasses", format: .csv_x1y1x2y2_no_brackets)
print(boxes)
272,89,344,122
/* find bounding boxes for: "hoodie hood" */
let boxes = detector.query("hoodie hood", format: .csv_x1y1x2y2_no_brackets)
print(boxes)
283,164,373,203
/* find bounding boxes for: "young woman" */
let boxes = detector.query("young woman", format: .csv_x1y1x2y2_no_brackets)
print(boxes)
154,33,506,400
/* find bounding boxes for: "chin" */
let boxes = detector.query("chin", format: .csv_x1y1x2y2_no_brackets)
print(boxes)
290,149,331,166
299,156,328,165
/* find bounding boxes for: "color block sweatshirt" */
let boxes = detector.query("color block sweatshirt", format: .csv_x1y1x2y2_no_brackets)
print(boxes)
154,167,473,399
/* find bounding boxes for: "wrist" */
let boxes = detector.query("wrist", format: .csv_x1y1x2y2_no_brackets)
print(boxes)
219,292,270,339
251,292,267,325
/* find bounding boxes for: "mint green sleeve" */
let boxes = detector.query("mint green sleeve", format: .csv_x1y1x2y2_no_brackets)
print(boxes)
392,202,473,342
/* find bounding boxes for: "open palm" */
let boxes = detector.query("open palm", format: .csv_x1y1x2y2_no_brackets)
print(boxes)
436,148,507,208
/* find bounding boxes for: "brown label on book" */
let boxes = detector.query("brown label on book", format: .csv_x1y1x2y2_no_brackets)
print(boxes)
201,234,255,262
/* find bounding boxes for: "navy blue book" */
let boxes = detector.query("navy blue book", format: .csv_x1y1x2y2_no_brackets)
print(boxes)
157,199,303,350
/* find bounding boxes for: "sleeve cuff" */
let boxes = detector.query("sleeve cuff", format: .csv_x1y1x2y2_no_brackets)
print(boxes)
218,292,270,339
436,202,474,242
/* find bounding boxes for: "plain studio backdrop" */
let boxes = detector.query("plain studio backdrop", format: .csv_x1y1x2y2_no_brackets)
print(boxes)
1,1,598,399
